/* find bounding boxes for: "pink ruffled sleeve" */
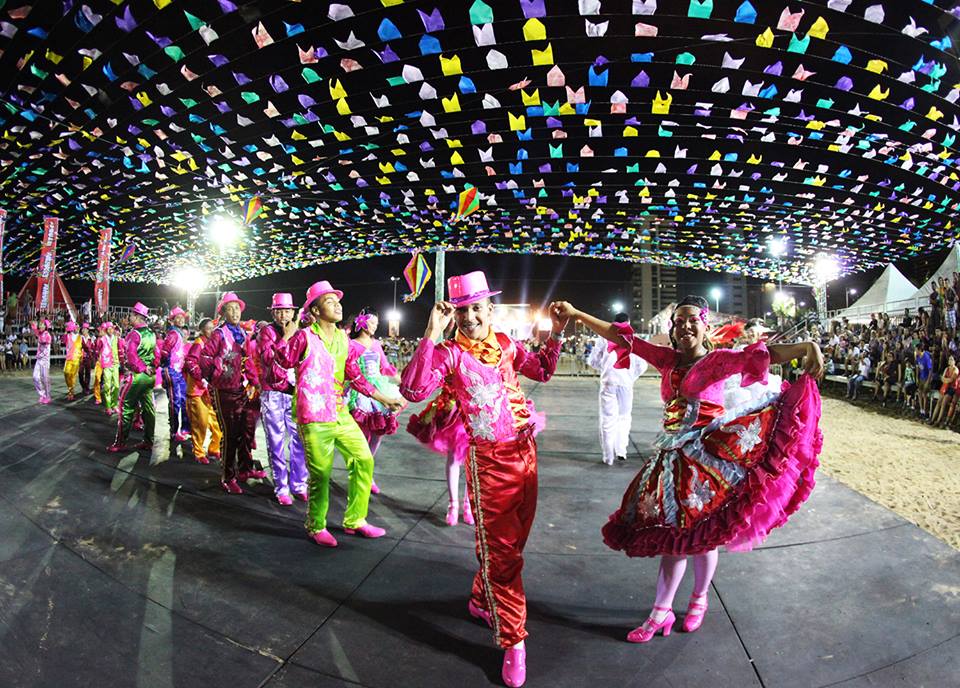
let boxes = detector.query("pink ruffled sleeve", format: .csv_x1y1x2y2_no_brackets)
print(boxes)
703,341,770,389
611,321,676,373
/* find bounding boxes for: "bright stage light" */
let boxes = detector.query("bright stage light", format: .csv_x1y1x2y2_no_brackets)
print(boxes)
171,266,208,296
768,236,789,258
812,254,841,284
538,318,553,331
386,309,401,322
611,301,624,313
206,215,242,249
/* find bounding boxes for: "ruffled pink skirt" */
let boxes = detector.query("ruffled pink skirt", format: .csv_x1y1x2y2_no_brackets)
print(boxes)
602,374,822,556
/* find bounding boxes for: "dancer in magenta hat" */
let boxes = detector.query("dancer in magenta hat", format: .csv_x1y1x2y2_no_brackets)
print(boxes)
272,281,404,547
256,293,308,505
97,322,120,414
30,319,53,404
159,306,192,445
62,321,82,401
79,322,95,395
109,303,158,452
401,271,567,688
199,292,262,493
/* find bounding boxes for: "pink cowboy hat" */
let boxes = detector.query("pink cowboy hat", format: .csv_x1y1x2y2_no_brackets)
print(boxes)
216,291,246,314
65,321,78,332
447,271,501,307
303,281,343,312
168,306,188,320
132,302,150,318
270,292,295,310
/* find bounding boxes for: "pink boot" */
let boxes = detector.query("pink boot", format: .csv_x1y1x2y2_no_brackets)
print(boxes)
309,529,338,548
277,493,293,506
502,645,526,688
370,481,381,495
468,599,492,628
343,523,386,538
221,479,243,495
293,490,308,502
461,497,475,526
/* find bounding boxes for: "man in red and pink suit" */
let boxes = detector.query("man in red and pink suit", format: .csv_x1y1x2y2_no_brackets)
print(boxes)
400,271,568,688
198,292,263,494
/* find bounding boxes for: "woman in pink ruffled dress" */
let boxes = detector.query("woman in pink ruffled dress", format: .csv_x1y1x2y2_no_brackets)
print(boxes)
551,296,824,644
347,308,405,496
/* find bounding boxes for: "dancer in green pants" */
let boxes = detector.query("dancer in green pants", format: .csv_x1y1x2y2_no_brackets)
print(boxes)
273,280,404,548
108,303,158,452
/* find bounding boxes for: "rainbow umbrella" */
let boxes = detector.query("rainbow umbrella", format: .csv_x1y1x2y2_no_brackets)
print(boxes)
243,196,264,226
402,251,432,303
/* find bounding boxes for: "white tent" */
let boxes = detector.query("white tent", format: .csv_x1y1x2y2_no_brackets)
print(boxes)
835,263,916,320
912,244,960,298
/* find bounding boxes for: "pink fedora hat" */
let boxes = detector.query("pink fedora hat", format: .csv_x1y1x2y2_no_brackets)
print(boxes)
270,292,295,310
168,306,188,320
65,321,78,332
303,281,344,311
132,302,150,318
216,291,246,314
447,271,501,307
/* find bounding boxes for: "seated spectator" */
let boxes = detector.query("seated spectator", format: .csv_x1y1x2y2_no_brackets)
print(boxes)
846,352,871,401
873,351,898,406
930,356,958,427
899,360,918,411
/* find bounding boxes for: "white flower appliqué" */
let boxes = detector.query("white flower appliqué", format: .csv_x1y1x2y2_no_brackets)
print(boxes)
681,467,716,513
726,417,763,454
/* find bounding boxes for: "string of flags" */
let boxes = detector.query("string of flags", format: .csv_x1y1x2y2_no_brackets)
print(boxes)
0,1,959,286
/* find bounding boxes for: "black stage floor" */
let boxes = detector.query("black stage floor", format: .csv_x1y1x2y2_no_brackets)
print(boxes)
0,375,957,688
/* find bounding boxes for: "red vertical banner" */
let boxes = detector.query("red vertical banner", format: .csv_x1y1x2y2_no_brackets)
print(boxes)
0,209,6,304
94,226,112,316
36,216,60,312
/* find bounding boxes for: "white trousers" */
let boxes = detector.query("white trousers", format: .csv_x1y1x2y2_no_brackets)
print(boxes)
599,383,633,465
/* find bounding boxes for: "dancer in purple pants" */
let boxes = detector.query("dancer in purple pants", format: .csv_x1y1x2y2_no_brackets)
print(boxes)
256,293,308,505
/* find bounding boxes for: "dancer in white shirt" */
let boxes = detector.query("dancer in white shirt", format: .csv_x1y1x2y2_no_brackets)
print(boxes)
588,313,648,465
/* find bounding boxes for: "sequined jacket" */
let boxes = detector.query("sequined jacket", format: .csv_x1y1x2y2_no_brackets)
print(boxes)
400,332,560,443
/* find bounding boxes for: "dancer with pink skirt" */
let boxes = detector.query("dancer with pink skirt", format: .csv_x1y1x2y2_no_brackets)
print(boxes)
551,295,824,644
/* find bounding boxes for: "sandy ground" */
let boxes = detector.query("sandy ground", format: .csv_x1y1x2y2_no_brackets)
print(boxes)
819,398,960,550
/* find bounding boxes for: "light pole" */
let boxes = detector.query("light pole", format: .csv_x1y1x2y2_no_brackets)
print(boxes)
845,287,857,309
709,287,722,314
390,276,400,312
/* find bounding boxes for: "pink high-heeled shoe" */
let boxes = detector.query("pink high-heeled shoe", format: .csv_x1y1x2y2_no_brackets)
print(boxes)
461,498,474,526
502,645,526,688
445,502,458,526
626,606,676,643
467,599,492,628
682,594,708,633
370,481,381,495
277,493,293,506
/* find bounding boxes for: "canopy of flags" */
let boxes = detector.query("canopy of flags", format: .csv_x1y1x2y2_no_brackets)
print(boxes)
1,0,959,286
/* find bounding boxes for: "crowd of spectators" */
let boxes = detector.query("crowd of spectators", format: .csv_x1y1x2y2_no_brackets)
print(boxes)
817,272,960,431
